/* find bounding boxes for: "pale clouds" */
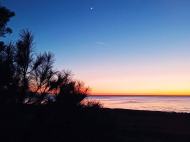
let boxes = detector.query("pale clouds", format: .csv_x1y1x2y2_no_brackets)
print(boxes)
95,42,109,45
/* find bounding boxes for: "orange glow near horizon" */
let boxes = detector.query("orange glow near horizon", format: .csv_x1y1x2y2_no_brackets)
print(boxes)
84,73,190,96
72,57,190,96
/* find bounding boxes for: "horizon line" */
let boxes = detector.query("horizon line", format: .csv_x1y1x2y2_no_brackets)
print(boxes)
87,94,190,96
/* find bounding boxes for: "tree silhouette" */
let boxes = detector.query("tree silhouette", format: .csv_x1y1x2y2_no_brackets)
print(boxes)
0,29,90,106
28,52,57,104
0,41,17,104
14,29,35,104
0,3,15,37
0,4,15,101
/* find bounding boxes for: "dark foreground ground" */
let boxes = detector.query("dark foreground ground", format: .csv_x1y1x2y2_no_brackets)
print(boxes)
107,108,190,142
0,105,190,142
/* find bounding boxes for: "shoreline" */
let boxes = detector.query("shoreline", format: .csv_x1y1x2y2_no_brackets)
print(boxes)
108,107,190,114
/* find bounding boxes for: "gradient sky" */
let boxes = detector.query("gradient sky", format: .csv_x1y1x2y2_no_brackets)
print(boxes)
1,0,190,95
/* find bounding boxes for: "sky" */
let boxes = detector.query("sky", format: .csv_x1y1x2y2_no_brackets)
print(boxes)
1,0,190,95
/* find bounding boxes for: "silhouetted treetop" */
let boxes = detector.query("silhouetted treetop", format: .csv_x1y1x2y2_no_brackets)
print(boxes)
0,3,15,37
0,29,90,106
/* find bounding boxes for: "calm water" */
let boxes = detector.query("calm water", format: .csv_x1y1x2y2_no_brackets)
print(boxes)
85,96,190,113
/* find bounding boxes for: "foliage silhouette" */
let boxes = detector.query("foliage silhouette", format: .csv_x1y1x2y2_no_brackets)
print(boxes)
0,3,15,91
0,3,15,37
15,29,35,104
80,100,103,108
0,29,90,106
53,71,89,107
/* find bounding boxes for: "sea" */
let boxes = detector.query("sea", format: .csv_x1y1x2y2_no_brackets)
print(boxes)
85,96,190,113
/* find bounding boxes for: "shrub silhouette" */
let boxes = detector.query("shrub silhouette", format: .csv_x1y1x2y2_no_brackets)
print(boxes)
80,100,103,108
53,71,90,107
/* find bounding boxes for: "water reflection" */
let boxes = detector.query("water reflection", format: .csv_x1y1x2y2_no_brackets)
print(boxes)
85,96,190,113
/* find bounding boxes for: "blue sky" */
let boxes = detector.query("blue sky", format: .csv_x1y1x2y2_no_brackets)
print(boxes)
1,0,190,95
